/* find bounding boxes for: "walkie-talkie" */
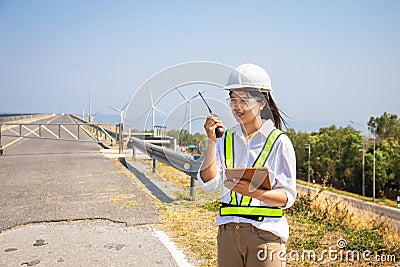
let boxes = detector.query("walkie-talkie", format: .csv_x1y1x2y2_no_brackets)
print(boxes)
199,92,225,138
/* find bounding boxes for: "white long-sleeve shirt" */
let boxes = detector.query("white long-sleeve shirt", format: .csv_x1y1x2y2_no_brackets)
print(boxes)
197,119,297,242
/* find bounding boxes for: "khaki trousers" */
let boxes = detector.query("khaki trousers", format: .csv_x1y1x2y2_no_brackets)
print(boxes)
217,223,286,267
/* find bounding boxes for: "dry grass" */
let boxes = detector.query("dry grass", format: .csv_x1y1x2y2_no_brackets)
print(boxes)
108,194,137,208
158,162,191,188
158,205,218,267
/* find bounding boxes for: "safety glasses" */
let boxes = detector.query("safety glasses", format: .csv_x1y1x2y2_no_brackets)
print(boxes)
227,97,260,110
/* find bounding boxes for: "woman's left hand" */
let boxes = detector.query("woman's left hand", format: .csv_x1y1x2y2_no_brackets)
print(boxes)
224,178,256,198
224,178,288,207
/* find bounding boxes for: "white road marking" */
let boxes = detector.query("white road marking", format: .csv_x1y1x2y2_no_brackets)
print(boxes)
152,228,196,267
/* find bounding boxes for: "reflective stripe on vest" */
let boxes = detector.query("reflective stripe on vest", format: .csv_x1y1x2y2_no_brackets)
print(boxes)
221,128,284,218
220,204,283,217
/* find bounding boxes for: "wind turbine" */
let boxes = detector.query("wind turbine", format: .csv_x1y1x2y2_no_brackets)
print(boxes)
86,110,101,122
137,88,165,130
176,88,206,134
108,98,131,124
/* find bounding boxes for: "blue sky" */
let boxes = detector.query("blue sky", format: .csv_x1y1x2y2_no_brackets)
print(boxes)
1,1,399,132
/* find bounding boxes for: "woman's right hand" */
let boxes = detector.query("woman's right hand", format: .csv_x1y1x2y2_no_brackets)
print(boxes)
204,114,224,142
200,114,223,181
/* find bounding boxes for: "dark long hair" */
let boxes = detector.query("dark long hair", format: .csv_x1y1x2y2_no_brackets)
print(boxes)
229,90,288,130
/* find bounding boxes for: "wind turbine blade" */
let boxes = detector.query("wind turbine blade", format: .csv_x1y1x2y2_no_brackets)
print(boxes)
176,87,188,101
108,106,121,113
190,89,207,100
121,98,131,111
190,94,199,101
153,106,165,114
137,107,152,121
149,87,155,106
121,96,134,123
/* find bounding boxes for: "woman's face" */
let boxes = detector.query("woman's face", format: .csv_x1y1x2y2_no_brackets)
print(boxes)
229,91,265,124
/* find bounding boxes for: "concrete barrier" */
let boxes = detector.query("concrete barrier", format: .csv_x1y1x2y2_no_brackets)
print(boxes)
0,113,46,122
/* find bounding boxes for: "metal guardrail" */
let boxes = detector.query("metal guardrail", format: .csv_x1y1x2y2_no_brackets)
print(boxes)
0,122,116,144
69,114,117,141
128,135,203,199
70,114,123,151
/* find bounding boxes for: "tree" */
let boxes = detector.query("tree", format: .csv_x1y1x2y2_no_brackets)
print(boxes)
335,127,364,194
368,112,400,141
286,128,311,178
287,113,399,199
166,129,207,148
376,139,400,198
289,125,363,193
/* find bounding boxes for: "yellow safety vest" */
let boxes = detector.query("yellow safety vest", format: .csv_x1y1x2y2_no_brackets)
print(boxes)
220,128,284,221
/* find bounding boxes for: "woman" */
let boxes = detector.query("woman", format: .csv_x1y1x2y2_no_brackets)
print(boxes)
198,63,296,267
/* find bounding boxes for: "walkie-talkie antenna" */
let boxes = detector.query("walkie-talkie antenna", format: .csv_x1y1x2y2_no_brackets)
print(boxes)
199,92,213,114
198,92,225,138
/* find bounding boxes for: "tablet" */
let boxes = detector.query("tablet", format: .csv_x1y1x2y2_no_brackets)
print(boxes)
225,167,271,190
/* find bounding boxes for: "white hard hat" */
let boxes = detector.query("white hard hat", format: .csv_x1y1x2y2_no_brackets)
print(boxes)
225,63,272,92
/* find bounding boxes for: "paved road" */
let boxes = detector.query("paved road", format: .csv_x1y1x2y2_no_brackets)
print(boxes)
0,115,186,266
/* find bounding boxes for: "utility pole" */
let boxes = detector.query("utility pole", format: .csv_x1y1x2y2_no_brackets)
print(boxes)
305,144,311,185
361,140,365,196
372,130,376,201
368,124,377,202
350,120,372,198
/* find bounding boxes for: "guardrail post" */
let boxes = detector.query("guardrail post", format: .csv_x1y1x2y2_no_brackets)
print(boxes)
152,158,158,173
118,123,124,154
189,174,197,200
132,147,136,159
